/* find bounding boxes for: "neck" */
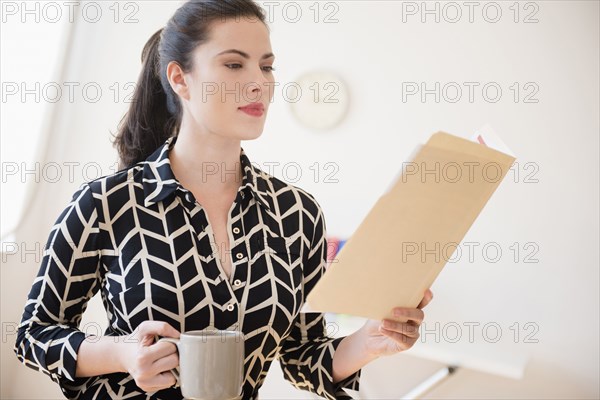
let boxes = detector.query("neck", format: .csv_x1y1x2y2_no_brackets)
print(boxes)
169,125,243,194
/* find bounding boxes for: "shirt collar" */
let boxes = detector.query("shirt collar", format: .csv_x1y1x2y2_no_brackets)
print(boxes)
141,135,271,211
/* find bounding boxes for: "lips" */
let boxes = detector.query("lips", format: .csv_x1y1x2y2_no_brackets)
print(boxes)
238,103,264,111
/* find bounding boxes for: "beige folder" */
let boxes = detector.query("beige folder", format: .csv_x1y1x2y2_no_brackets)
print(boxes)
304,131,516,321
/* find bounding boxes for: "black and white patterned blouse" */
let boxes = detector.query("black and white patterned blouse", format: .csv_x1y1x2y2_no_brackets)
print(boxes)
13,135,362,399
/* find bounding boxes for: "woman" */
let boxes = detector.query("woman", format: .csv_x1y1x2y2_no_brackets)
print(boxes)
13,0,433,399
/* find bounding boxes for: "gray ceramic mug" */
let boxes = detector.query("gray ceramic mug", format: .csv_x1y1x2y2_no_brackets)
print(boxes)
158,330,245,400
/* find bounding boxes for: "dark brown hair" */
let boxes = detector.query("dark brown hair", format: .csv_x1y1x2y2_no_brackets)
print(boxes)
111,0,268,170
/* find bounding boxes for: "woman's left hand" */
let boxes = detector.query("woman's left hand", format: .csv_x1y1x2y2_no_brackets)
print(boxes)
360,289,434,358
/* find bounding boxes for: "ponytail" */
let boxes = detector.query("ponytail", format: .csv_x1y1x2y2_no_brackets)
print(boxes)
111,0,269,170
112,28,180,170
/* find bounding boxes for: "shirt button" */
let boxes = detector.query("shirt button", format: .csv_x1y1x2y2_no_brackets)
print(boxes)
240,192,245,199
234,279,242,287
236,253,243,260
233,227,241,235
227,303,235,311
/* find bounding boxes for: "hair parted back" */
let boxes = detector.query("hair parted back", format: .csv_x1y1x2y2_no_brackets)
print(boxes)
111,0,268,170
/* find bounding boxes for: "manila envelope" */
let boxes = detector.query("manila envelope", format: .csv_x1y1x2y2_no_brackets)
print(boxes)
303,131,516,321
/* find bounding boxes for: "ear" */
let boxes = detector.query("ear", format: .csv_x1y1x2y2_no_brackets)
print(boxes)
167,60,190,101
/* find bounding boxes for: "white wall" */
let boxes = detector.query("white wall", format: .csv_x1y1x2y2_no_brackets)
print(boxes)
2,1,598,398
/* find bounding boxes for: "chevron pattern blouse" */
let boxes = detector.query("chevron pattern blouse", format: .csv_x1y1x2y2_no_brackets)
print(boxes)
13,135,362,399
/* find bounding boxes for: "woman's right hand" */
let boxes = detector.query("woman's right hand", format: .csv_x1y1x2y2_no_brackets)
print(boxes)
117,321,181,392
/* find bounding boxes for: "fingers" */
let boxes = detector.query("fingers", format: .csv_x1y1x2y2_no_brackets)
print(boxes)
382,320,420,338
138,321,181,339
131,348,178,391
156,370,178,388
391,307,424,325
136,321,181,347
151,352,179,376
143,340,179,362
417,289,434,309
390,289,433,322
139,370,178,392
379,326,418,350
382,291,432,354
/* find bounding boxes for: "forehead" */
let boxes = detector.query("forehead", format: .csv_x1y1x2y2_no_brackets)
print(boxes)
202,18,272,57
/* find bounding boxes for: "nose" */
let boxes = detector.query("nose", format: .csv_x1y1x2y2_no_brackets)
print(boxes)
244,68,270,102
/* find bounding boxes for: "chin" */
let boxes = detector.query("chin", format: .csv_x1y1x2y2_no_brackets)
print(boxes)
231,128,263,141
243,130,264,140
229,130,262,140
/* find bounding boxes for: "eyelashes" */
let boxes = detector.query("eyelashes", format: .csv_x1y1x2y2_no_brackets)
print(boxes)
225,64,276,72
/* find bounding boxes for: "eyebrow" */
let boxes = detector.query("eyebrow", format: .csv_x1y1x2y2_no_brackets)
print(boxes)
215,49,274,60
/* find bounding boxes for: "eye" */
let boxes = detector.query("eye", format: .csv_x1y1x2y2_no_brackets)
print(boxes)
225,64,276,72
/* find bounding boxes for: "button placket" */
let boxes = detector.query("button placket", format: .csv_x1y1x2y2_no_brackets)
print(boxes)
227,193,254,308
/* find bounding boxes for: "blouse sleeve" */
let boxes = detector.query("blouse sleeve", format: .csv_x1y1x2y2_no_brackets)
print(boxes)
13,182,102,395
277,200,362,399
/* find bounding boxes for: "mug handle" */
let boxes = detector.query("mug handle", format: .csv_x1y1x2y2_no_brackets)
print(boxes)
156,337,181,387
